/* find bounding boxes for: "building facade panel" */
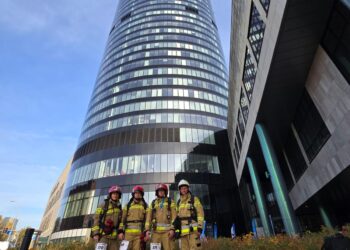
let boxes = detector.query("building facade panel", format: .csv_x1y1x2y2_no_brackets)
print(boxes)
289,46,350,209
38,159,72,245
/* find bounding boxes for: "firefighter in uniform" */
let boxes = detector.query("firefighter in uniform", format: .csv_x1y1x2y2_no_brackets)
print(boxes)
175,179,204,250
145,183,177,250
92,185,123,250
118,185,149,250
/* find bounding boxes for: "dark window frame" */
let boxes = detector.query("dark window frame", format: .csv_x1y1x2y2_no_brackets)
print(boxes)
322,0,350,84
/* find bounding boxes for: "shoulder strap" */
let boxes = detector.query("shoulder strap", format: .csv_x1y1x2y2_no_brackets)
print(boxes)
152,199,156,210
190,196,195,206
127,198,133,211
126,198,133,215
190,196,197,220
99,199,110,225
141,198,148,232
177,198,180,208
167,197,171,213
142,198,148,210
115,201,122,230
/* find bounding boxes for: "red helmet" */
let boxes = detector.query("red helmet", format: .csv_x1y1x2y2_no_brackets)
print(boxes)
108,185,122,195
155,183,168,197
132,185,144,196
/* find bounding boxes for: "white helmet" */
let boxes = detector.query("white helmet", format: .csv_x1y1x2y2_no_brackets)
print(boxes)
178,179,190,189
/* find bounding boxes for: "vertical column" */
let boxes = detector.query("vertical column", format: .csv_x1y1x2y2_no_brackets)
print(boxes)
255,123,298,235
319,206,332,228
247,157,272,236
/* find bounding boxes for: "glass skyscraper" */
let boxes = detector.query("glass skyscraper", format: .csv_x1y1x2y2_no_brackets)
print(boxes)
51,0,243,242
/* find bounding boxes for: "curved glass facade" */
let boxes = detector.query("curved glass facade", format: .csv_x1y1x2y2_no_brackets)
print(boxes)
53,0,243,240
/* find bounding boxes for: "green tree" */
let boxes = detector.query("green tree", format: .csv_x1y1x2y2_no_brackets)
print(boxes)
0,231,8,241
12,228,26,249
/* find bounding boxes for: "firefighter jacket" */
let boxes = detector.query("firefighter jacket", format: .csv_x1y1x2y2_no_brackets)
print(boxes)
145,197,177,233
119,199,149,235
92,199,122,239
176,193,204,236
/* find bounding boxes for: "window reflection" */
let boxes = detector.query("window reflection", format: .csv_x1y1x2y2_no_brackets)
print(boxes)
91,77,228,105
248,3,266,62
161,154,167,173
68,154,221,187
61,183,212,220
242,48,257,102
80,115,226,143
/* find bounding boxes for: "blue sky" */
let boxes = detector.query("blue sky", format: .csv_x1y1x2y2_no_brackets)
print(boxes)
0,0,232,229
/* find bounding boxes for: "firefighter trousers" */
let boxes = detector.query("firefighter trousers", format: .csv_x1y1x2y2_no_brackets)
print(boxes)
151,231,175,250
125,233,142,250
98,237,120,250
179,233,202,250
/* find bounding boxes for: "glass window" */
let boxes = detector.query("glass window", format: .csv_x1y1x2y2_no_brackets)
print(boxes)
111,159,118,176
161,154,168,172
192,128,199,143
168,154,175,172
213,156,220,174
75,168,81,184
293,90,331,162
174,154,182,172
209,131,216,144
284,129,308,182
322,0,350,83
197,129,204,143
91,162,100,179
186,128,192,142
207,156,214,173
154,154,161,172
80,198,90,215
242,47,257,102
121,157,128,175
81,167,87,183
260,0,270,13
140,155,148,173
127,156,135,174
91,197,99,214
99,161,106,178
117,158,122,175
134,155,141,173
248,2,266,62
105,160,112,177
240,89,249,123
147,155,155,173
203,130,210,144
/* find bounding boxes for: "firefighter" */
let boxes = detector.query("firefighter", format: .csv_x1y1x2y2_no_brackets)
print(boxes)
175,179,204,250
92,185,123,250
118,185,149,250
145,183,177,250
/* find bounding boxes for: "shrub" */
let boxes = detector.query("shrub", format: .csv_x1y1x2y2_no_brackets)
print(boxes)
15,226,349,250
